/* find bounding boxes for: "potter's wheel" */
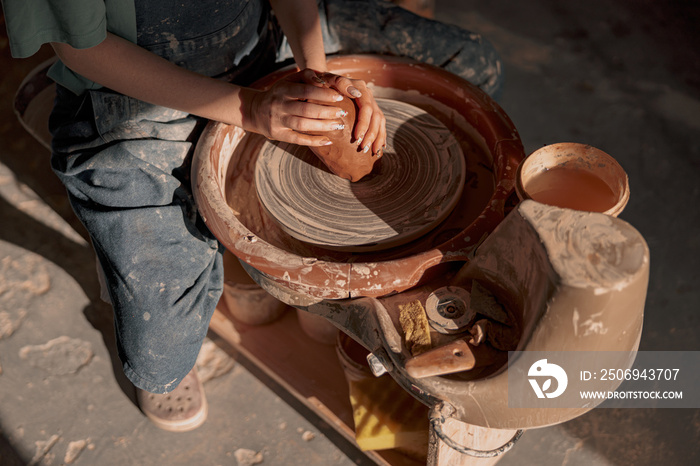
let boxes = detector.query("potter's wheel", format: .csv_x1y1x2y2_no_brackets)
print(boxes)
254,99,466,251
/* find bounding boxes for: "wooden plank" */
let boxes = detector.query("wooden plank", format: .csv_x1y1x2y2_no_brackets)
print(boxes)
209,303,424,466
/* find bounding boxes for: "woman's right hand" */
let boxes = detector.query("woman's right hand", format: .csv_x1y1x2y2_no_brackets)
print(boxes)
243,69,350,147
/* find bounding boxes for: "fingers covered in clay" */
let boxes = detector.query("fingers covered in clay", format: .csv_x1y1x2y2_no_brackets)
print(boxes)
246,69,349,147
297,68,328,87
357,88,387,157
316,72,387,155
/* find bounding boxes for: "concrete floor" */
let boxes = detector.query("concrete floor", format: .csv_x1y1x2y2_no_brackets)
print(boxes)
1,0,699,465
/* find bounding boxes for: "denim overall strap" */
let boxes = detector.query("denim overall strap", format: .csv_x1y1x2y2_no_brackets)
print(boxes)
135,0,269,78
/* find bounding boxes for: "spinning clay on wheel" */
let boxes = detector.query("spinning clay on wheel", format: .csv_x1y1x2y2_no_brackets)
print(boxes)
255,98,466,252
306,96,378,182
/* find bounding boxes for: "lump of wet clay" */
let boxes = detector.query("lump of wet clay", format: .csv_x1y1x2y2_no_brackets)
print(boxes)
307,97,377,182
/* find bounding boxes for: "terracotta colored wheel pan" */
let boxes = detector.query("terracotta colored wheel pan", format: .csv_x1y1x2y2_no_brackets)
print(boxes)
192,55,525,299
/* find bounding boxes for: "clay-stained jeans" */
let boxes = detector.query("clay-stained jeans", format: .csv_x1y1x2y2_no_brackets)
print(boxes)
50,0,503,394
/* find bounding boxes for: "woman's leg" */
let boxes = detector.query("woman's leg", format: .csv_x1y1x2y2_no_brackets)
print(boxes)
50,86,224,395
318,0,504,99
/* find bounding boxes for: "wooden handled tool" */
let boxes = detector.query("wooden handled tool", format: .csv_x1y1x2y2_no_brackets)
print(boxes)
405,339,502,379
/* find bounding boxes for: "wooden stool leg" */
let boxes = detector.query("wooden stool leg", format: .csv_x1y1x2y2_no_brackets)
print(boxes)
427,415,521,466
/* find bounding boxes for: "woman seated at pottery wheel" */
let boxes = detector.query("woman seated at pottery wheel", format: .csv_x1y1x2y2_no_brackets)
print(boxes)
2,0,503,431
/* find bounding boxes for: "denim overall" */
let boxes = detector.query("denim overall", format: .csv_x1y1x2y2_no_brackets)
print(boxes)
49,0,503,394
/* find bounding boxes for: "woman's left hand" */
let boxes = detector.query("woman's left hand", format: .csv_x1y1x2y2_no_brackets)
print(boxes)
309,71,387,157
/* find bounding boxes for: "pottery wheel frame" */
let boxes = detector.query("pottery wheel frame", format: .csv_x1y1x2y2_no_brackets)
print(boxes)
255,98,466,252
192,55,525,300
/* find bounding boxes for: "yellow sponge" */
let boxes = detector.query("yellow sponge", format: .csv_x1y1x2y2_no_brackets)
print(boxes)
398,300,432,356
349,374,429,453
337,331,429,455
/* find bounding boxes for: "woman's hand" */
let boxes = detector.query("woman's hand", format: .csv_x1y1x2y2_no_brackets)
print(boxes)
315,71,387,156
243,69,349,147
244,69,386,155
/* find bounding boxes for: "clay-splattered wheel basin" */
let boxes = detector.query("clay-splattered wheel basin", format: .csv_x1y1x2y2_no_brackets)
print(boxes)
192,55,525,300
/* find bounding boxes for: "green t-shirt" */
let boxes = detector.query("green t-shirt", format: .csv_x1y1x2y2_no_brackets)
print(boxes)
1,0,136,94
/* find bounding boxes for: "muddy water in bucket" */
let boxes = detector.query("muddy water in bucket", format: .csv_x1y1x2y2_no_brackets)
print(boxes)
516,143,630,216
526,167,617,212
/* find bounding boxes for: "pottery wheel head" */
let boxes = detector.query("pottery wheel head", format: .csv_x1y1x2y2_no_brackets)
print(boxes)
254,98,466,252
